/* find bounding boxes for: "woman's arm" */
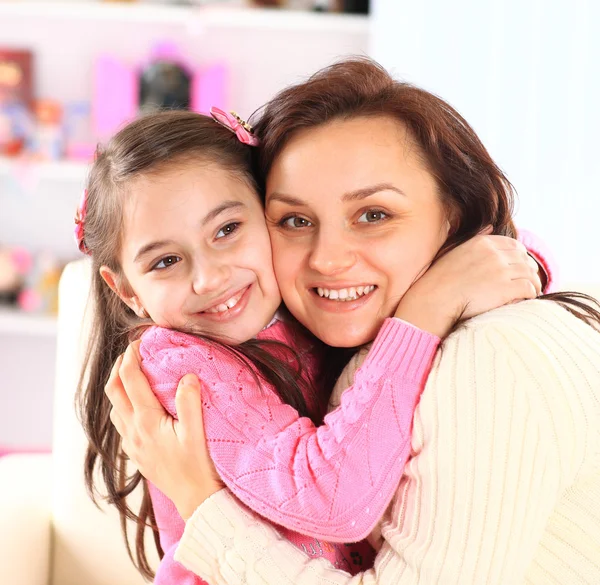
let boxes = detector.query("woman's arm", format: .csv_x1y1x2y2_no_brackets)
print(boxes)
174,301,587,585
140,319,439,543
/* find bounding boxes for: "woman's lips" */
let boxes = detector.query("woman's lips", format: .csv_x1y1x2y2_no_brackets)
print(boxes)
315,285,376,301
309,285,378,312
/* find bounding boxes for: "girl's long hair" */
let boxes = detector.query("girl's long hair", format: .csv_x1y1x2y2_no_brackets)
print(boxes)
75,111,324,581
248,57,600,383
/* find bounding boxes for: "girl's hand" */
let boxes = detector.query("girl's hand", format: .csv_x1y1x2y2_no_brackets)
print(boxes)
105,342,224,520
395,233,541,338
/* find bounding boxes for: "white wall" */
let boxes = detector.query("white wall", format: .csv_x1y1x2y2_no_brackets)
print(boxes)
370,0,599,285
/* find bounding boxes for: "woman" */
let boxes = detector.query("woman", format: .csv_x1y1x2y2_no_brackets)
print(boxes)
107,58,600,584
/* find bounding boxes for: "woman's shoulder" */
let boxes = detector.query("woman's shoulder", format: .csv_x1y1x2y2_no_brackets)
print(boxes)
456,298,600,345
442,299,600,397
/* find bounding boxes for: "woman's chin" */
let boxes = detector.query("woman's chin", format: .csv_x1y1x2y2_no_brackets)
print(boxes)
311,322,381,349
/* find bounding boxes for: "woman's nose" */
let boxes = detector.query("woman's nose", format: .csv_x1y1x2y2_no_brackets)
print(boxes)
308,229,357,276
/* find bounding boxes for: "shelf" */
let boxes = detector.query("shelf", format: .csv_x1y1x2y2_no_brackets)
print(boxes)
0,157,89,183
0,307,57,338
0,2,369,33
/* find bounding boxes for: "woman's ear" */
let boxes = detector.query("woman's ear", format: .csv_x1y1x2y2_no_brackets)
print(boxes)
99,266,147,318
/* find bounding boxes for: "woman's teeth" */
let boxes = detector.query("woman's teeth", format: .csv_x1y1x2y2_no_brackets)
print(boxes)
204,290,245,314
316,285,376,301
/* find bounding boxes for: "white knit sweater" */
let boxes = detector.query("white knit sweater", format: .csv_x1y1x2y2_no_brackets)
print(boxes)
175,300,600,585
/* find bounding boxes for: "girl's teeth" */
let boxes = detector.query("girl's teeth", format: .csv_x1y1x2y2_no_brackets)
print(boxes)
205,290,244,313
316,285,375,301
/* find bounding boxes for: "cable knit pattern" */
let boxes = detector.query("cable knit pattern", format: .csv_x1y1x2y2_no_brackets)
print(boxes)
175,300,600,585
141,318,439,584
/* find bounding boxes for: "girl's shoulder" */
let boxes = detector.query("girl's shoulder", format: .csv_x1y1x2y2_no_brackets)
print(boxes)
139,326,249,382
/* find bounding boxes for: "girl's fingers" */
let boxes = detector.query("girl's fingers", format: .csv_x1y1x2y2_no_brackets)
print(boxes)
119,341,163,412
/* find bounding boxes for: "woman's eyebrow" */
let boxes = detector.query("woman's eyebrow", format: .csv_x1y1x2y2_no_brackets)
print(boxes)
342,183,406,202
268,184,405,206
267,193,306,206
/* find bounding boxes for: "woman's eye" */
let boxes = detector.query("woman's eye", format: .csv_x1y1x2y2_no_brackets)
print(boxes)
280,216,313,229
357,210,388,223
153,256,181,270
216,222,240,239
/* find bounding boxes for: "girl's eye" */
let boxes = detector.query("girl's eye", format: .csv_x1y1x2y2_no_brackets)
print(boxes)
279,216,313,229
216,222,240,239
357,210,388,223
152,256,181,270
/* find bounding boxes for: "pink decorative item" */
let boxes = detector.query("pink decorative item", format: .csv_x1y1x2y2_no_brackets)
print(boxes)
193,63,228,115
92,43,229,140
210,107,259,146
93,55,137,142
74,188,90,255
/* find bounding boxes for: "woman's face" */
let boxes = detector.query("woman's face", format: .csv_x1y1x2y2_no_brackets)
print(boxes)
265,115,451,347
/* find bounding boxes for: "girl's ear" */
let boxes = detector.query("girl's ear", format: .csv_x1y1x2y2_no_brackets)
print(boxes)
99,266,147,318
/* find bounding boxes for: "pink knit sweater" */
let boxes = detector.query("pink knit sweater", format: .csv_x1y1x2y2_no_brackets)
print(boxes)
141,318,439,584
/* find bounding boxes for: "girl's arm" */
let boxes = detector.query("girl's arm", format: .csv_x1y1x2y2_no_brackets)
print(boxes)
173,301,592,585
141,318,439,543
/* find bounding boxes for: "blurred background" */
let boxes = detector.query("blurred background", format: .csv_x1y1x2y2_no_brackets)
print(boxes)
0,0,597,453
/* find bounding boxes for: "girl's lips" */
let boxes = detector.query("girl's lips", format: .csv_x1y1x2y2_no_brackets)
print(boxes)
308,285,377,313
195,284,252,322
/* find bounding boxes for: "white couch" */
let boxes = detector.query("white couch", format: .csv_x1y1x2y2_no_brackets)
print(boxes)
0,259,157,585
1,259,598,585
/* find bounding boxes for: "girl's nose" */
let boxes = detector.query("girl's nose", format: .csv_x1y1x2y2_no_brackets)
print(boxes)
191,259,231,296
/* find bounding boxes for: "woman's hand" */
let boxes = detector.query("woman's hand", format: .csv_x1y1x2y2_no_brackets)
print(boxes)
105,342,224,520
395,232,541,337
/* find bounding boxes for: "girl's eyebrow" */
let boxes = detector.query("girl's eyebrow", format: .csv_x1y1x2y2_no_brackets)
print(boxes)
134,201,247,263
134,240,176,263
268,183,405,206
201,200,246,226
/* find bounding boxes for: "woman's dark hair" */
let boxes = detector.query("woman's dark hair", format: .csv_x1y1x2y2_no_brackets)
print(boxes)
75,110,322,581
248,57,600,384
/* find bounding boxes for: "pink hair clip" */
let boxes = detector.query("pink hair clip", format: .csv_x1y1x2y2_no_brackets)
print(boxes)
74,188,91,255
210,106,259,146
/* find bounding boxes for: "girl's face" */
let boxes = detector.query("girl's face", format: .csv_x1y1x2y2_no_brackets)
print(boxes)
103,162,281,344
265,116,450,348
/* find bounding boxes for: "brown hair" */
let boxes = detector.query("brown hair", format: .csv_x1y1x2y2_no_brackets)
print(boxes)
75,110,322,581
249,57,600,382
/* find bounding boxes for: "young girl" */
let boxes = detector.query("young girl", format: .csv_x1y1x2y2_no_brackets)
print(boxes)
77,109,547,583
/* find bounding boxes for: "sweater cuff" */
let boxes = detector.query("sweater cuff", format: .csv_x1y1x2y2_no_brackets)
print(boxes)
175,489,257,580
364,318,440,384
517,228,558,293
174,489,279,583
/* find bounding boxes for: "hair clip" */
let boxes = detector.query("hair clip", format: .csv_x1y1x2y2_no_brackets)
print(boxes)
210,106,259,146
74,188,91,255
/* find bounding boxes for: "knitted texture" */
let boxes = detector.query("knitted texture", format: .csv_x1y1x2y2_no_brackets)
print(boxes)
175,300,600,585
141,318,439,584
